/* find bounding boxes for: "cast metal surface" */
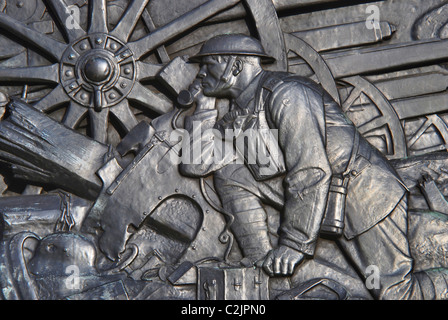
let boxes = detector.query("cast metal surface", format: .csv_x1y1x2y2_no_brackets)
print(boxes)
1,0,448,300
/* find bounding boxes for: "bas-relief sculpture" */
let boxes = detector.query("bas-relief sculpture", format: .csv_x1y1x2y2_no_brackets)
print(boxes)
1,0,448,300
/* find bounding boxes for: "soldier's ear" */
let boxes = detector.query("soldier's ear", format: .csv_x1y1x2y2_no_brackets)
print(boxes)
233,59,243,76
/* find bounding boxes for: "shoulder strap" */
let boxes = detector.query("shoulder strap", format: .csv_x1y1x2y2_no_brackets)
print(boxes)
255,72,284,113
342,130,360,180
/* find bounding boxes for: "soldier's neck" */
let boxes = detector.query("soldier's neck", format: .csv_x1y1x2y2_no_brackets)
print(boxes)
227,67,263,99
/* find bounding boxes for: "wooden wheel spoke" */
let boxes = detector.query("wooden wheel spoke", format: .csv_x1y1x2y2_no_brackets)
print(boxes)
110,0,150,42
109,100,139,133
89,107,109,143
357,116,388,135
33,85,70,112
46,0,86,42
127,0,241,59
88,0,108,34
0,64,59,85
127,82,172,114
63,101,88,129
0,12,66,61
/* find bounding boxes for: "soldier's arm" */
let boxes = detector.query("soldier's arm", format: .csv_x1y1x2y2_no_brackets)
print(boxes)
268,82,332,257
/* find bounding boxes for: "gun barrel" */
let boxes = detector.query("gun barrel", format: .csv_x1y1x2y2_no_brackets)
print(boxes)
371,73,448,101
292,21,396,52
289,38,448,79
149,0,344,25
339,72,448,120
392,93,448,120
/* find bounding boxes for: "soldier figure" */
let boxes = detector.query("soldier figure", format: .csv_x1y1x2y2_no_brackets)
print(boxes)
179,34,448,299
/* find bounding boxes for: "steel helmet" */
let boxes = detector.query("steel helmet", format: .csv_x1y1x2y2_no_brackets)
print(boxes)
190,34,275,64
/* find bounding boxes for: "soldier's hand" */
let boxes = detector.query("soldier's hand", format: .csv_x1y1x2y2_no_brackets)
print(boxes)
262,246,305,277
189,80,215,111
195,90,216,111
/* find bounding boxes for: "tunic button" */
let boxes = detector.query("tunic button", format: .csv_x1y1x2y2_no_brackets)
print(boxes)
351,170,358,176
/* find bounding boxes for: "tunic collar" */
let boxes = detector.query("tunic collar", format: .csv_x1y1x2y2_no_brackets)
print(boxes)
233,71,265,112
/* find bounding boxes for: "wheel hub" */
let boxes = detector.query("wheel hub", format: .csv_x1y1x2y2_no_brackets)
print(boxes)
83,57,112,83
60,34,136,111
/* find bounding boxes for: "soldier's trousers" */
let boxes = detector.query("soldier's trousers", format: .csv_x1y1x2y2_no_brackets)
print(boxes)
214,163,448,300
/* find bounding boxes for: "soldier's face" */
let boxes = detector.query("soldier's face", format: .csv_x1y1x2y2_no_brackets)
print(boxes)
198,56,233,98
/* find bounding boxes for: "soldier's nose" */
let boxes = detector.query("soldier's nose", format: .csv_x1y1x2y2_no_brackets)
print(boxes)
198,66,207,79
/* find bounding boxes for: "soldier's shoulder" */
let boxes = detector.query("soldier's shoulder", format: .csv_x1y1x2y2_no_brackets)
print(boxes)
263,71,324,96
